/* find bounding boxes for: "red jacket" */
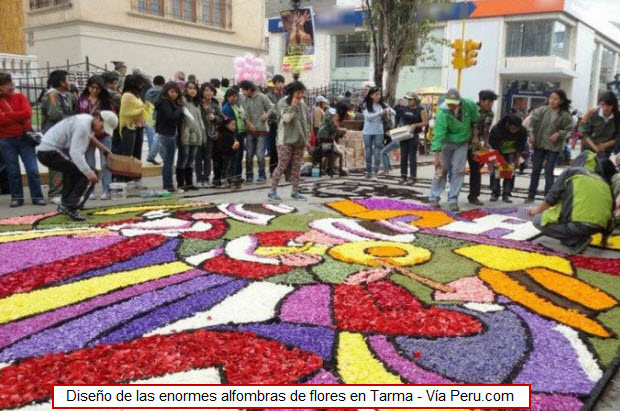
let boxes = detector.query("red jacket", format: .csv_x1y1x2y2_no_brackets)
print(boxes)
0,93,32,138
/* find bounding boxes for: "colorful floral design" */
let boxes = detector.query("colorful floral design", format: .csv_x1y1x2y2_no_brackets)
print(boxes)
0,198,618,411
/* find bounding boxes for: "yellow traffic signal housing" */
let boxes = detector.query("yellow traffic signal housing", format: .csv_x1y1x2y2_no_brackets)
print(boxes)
451,39,465,69
465,40,482,67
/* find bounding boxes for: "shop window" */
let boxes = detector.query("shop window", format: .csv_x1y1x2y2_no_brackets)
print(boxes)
335,33,370,68
506,20,571,59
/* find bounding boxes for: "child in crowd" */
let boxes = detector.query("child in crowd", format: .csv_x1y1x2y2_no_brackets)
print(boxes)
216,117,241,189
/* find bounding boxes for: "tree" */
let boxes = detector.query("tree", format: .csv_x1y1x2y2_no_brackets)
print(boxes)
363,0,448,105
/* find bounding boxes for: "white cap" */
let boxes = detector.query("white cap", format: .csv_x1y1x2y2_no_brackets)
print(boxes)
316,96,329,104
100,111,118,136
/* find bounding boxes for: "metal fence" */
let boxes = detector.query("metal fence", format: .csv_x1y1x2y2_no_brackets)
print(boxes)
306,82,362,109
11,57,107,131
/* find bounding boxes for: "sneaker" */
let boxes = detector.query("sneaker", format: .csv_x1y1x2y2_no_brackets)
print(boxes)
429,200,440,208
372,174,378,181
399,177,408,184
88,192,97,200
502,197,513,204
132,180,147,190
146,158,161,165
268,190,281,201
246,177,254,185
407,178,417,186
468,198,483,206
365,173,372,179
379,170,390,177
448,203,460,212
186,185,199,191
100,193,111,201
568,238,591,254
291,191,307,200
33,198,47,206
57,204,86,222
524,197,535,204
490,195,499,202
256,176,267,185
169,188,185,194
9,199,23,208
49,197,61,205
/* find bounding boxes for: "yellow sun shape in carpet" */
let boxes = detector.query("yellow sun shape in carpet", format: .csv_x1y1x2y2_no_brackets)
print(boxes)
329,241,431,267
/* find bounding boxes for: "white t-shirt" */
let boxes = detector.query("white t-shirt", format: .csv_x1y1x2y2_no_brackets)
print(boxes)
39,114,94,176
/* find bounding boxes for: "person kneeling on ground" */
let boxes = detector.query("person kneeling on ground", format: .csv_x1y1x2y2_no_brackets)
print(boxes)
37,111,118,221
316,102,350,177
528,159,616,254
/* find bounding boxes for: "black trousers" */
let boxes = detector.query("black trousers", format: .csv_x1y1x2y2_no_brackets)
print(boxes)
467,152,482,201
268,123,279,176
119,127,144,181
37,151,88,209
400,136,419,178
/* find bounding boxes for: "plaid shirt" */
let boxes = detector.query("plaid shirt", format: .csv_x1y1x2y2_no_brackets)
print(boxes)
477,108,494,143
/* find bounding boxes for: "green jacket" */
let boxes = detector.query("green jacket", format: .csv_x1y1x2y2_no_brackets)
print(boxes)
277,98,309,147
527,106,573,152
242,92,274,132
317,111,340,142
541,167,613,229
180,99,206,146
431,98,480,152
41,89,74,133
579,108,620,152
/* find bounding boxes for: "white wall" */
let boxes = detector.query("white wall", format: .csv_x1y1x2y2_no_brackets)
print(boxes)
30,22,261,81
447,18,502,101
571,22,595,112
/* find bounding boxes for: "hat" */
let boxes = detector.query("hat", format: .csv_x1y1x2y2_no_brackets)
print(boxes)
316,96,329,104
444,88,461,105
100,111,118,137
404,92,421,101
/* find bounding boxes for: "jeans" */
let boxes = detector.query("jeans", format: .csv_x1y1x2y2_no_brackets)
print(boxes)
363,134,383,175
37,151,88,209
145,126,160,161
467,152,482,201
400,136,419,178
0,136,44,202
177,145,198,170
85,136,112,195
429,142,468,204
195,140,214,183
533,214,601,247
158,134,177,190
246,133,267,179
232,133,246,180
490,153,516,199
528,148,559,198
380,140,400,171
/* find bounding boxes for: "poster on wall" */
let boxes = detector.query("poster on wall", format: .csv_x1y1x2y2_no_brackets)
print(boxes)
280,7,315,74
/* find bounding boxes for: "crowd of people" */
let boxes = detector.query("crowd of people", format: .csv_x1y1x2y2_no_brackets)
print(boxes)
0,66,619,251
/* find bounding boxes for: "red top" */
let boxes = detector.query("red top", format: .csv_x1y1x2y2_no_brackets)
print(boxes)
0,93,32,138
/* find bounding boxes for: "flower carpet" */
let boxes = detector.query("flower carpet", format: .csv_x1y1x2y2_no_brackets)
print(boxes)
0,197,619,411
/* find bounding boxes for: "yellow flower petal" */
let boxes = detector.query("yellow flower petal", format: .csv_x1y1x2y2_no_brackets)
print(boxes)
329,241,431,267
455,245,573,275
0,228,108,244
337,332,403,384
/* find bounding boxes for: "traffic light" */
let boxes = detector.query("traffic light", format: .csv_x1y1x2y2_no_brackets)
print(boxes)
465,39,482,67
451,39,465,70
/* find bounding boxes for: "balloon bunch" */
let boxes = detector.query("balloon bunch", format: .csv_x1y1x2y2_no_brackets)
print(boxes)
234,54,267,84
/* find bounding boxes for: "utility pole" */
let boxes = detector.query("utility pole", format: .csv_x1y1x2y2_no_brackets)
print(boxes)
291,0,302,80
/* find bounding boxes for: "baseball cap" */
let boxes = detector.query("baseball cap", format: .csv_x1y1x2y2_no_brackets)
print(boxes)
100,111,119,136
404,92,421,101
316,96,329,104
444,88,461,105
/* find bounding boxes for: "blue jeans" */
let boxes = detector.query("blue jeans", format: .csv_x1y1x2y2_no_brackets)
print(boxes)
145,126,160,161
528,148,559,198
85,136,112,195
363,134,383,175
158,134,177,190
429,142,468,204
380,139,400,171
245,133,267,179
0,136,44,202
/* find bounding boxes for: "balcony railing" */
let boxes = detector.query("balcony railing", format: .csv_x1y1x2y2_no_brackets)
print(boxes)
29,0,71,10
130,0,232,30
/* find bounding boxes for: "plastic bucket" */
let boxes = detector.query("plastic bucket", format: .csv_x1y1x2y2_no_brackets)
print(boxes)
109,182,127,199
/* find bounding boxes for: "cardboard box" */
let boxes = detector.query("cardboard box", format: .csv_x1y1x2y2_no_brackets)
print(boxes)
472,149,506,166
106,154,142,179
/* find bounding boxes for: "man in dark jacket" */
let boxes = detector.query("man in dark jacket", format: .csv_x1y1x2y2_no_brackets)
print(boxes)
488,114,527,202
468,89,498,205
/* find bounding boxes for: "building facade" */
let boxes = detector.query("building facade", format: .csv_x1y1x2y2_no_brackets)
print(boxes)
25,0,266,81
266,0,620,114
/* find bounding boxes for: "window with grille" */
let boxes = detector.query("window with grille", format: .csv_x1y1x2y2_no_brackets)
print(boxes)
172,0,196,22
201,0,229,29
137,0,164,16
29,0,70,10
506,20,571,59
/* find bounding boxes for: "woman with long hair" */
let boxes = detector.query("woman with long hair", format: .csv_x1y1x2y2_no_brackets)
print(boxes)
268,81,310,201
178,80,205,190
580,91,620,157
196,82,222,186
526,88,573,202
155,81,184,193
78,75,115,200
118,74,152,187
362,87,394,179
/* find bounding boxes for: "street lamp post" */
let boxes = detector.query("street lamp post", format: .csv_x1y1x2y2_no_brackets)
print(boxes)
291,0,301,80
